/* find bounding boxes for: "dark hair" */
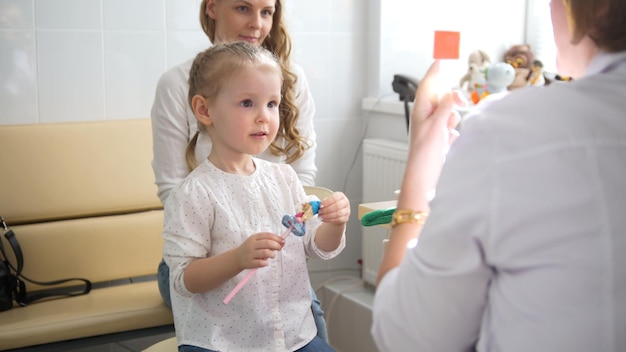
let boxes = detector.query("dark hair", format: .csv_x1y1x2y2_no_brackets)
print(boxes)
567,0,626,52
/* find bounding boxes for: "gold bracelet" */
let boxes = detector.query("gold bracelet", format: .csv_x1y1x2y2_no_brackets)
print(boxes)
391,209,429,228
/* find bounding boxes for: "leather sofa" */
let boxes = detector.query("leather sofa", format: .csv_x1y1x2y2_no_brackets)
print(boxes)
0,119,173,350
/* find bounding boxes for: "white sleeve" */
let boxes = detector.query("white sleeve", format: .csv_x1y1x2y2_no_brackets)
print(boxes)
288,64,317,186
150,61,194,205
372,119,494,352
162,178,213,298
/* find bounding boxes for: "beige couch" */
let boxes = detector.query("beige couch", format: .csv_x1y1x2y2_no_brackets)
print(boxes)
0,119,173,350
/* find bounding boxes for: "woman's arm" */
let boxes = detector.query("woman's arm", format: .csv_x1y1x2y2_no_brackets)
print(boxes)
150,60,195,204
372,60,490,352
288,64,317,186
376,61,462,284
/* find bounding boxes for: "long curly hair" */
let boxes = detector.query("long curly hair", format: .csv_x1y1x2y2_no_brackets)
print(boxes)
199,0,308,163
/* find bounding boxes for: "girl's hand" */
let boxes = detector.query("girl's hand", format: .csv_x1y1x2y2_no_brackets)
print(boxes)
236,232,285,270
318,192,351,226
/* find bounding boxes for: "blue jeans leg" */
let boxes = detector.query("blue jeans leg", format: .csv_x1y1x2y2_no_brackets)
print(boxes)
157,258,172,308
311,286,328,342
295,336,335,352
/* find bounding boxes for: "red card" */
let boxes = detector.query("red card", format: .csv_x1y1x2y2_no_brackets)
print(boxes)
433,31,460,59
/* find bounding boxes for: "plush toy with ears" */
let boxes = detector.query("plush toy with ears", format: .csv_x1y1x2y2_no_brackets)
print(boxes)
459,49,491,93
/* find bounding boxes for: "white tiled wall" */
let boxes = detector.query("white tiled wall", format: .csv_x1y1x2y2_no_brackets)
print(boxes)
0,0,370,126
0,0,205,124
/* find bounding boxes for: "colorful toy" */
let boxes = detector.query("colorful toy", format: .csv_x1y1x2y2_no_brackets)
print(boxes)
503,44,535,90
281,199,321,237
471,62,515,104
528,59,546,86
223,196,322,304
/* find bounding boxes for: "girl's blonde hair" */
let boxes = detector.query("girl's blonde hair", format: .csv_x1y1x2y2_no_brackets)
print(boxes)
199,0,308,164
186,42,282,171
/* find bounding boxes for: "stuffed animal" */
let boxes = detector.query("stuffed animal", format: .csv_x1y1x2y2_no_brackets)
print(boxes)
528,59,546,86
471,62,515,104
459,49,491,93
486,62,515,93
503,44,535,90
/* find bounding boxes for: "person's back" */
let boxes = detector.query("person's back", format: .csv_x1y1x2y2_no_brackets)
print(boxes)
443,51,626,351
371,1,626,349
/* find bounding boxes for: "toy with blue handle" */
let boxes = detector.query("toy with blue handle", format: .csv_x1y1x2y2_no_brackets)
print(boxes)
281,200,321,236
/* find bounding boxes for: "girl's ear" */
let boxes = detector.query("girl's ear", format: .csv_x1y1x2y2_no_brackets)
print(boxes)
206,0,218,19
191,95,212,126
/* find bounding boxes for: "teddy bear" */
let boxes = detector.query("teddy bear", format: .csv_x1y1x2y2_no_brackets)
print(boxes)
503,44,535,90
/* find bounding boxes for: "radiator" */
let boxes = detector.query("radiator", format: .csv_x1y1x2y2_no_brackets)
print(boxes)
361,138,408,286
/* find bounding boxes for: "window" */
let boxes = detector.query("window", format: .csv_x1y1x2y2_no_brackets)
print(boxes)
526,0,557,73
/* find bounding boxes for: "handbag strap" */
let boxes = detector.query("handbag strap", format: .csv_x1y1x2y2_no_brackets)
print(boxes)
0,217,92,305
1,218,23,274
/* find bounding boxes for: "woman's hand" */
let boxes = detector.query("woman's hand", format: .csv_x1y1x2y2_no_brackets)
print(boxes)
406,60,465,198
236,232,285,270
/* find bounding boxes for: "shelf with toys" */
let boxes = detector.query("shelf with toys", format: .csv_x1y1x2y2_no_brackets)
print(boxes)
459,45,574,106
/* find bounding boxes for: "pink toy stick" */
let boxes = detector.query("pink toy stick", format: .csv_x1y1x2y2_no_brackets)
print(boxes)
223,225,293,304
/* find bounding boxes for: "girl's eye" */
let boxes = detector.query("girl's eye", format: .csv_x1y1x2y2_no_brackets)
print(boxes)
267,101,278,109
261,9,274,17
236,6,248,12
241,99,253,108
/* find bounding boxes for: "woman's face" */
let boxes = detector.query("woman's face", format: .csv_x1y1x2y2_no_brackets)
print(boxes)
206,0,276,46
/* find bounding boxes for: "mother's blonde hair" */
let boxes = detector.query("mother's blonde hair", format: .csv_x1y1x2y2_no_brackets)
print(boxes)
199,0,308,164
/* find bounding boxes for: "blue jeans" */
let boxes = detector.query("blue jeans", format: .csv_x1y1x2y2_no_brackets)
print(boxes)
158,259,329,342
178,336,334,352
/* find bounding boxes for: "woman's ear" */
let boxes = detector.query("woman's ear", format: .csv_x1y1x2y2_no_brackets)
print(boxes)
191,95,212,126
206,0,218,19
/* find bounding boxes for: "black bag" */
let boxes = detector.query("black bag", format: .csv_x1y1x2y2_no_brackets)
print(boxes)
0,217,92,312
